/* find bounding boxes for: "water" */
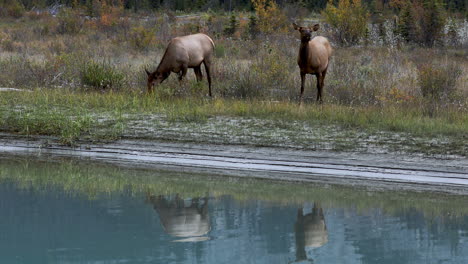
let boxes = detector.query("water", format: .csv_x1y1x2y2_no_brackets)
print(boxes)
1,158,467,264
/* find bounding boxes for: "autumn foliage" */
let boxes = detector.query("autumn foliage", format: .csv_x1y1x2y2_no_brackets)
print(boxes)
322,0,369,45
251,0,289,34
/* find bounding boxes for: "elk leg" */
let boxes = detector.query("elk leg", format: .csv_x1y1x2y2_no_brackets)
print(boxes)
178,65,188,82
194,66,203,82
300,72,306,103
203,61,212,97
319,68,327,103
316,73,323,103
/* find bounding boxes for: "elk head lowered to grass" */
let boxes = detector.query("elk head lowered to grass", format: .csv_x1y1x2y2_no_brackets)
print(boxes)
145,33,215,96
293,23,332,103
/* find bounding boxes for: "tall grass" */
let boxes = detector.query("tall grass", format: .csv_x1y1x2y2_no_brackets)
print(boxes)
0,13,467,153
0,12,466,103
1,89,466,136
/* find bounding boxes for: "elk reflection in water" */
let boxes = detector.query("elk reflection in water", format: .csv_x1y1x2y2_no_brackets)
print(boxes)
293,203,328,263
147,194,211,242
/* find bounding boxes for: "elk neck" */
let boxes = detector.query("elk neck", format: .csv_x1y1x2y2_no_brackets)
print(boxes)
156,48,171,74
298,40,311,67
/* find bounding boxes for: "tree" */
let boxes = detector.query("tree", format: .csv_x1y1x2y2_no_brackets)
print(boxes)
422,0,445,46
396,0,446,46
251,0,289,34
248,14,259,38
224,14,239,36
397,1,416,42
322,0,370,45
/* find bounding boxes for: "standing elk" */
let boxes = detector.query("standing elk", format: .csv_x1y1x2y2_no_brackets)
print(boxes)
293,23,332,104
294,203,328,262
145,33,214,96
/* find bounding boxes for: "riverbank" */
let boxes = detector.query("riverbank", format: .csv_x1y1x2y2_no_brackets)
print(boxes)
1,89,467,156
1,133,467,194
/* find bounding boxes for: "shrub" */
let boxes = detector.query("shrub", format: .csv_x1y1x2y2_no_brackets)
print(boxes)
0,0,25,18
214,44,226,57
445,18,459,46
57,8,83,35
206,14,225,38
86,0,102,17
417,62,462,100
129,26,154,51
0,32,17,52
322,0,370,45
251,0,289,34
216,63,262,99
81,60,125,90
0,55,62,88
100,5,120,27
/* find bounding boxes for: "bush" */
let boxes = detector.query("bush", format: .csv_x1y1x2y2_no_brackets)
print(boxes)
0,1,25,18
327,59,382,105
251,0,289,34
206,15,225,38
214,43,226,58
0,55,61,88
0,32,16,52
322,0,370,45
81,60,125,90
57,8,83,35
417,62,462,100
129,26,154,51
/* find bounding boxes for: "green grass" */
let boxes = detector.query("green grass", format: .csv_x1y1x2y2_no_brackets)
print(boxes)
0,89,467,154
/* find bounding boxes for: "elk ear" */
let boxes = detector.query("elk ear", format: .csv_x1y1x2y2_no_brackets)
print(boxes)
292,23,300,30
312,24,320,31
145,68,151,76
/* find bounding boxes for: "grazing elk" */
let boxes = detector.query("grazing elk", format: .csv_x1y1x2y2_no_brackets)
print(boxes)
293,23,332,103
145,33,214,96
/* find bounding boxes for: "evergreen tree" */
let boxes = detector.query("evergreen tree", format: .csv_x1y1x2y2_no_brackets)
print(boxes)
397,2,414,42
224,14,238,36
423,0,445,46
248,14,258,38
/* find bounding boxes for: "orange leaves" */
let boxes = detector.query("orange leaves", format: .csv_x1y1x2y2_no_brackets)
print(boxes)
251,0,289,34
99,1,123,28
322,0,369,45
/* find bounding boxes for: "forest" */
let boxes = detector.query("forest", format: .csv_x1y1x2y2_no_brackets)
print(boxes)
1,0,466,15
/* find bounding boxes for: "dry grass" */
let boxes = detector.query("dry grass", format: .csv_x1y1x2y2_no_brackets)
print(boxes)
0,12,467,151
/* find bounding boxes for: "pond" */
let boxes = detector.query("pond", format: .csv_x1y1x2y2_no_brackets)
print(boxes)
1,157,467,264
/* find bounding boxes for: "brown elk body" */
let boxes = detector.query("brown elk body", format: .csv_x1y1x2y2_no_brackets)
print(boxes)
293,23,332,103
146,33,214,96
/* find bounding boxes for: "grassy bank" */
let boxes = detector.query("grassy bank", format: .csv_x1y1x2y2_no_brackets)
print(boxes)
1,89,467,155
0,13,467,155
